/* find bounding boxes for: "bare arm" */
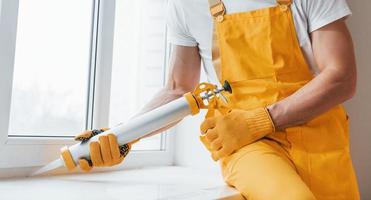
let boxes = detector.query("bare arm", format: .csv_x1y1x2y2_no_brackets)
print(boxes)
137,45,201,138
268,19,357,130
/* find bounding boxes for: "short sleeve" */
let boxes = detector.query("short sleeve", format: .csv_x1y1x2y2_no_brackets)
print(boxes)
303,0,352,32
166,0,198,47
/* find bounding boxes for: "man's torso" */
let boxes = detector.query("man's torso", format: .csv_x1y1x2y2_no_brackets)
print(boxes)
167,0,351,84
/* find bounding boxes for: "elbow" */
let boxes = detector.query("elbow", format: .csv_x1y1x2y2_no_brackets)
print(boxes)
165,79,198,98
330,63,357,101
346,81,357,100
343,71,357,101
163,88,186,100
163,84,192,99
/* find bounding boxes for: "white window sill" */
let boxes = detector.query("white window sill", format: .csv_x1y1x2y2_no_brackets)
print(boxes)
0,166,243,200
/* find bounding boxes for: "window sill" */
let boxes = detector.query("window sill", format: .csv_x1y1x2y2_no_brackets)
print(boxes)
0,166,243,200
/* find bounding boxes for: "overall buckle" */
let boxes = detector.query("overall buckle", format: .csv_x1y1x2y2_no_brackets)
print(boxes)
210,1,226,22
277,0,291,11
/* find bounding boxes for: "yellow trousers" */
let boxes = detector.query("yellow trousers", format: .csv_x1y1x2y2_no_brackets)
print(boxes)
221,139,316,200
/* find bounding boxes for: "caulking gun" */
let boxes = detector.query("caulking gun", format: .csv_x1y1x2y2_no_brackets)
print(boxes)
30,81,232,176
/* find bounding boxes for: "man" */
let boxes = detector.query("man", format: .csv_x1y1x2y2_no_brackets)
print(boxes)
67,0,360,199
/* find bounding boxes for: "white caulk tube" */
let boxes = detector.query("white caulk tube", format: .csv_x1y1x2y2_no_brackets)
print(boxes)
67,94,199,165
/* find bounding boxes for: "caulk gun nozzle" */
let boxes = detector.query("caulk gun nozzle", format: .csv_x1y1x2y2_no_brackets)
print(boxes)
29,158,63,177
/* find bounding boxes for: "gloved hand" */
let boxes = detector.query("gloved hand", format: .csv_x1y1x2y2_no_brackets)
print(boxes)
200,108,275,161
73,128,136,172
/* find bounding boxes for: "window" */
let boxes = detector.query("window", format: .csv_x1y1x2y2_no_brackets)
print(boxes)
8,0,93,136
0,0,172,168
109,0,169,150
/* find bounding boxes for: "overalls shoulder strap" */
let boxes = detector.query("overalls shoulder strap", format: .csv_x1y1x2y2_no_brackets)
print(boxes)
208,0,293,19
276,0,292,5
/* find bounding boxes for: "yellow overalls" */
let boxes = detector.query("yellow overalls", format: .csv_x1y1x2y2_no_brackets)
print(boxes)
207,0,360,199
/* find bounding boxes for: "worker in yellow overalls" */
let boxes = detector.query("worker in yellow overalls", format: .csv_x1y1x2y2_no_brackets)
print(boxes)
66,0,360,199
199,0,360,199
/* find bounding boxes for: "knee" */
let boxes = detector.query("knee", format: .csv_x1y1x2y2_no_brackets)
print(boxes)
285,189,317,200
237,185,316,200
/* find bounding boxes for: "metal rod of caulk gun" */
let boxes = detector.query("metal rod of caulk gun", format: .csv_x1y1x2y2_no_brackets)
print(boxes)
30,81,232,177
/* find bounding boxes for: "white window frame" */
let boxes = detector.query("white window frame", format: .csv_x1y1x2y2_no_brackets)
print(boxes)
0,0,174,170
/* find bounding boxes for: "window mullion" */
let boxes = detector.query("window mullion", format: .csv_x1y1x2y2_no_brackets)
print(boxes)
91,0,116,129
0,0,19,144
86,0,101,130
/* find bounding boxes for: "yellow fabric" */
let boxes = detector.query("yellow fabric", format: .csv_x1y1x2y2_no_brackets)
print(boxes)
200,107,274,161
205,0,360,199
276,0,292,5
222,140,316,200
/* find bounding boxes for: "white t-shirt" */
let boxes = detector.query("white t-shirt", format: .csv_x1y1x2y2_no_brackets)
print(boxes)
166,0,352,84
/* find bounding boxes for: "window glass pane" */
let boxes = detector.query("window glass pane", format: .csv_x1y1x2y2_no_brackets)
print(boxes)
8,0,94,136
110,0,167,150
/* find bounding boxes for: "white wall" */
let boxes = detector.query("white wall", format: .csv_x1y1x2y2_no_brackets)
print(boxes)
174,111,219,172
174,1,371,198
174,66,222,174
345,1,371,198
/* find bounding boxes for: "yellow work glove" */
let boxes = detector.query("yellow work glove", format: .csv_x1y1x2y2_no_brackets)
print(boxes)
200,108,275,161
73,128,136,172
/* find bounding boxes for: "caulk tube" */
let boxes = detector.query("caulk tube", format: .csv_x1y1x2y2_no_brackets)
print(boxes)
62,93,200,169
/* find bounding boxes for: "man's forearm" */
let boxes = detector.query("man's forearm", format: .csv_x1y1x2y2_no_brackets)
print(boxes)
267,67,356,130
132,45,201,139
136,88,186,116
268,19,356,131
135,87,189,138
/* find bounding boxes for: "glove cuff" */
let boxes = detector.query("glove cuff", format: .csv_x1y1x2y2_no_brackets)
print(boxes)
247,107,275,135
61,146,77,171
